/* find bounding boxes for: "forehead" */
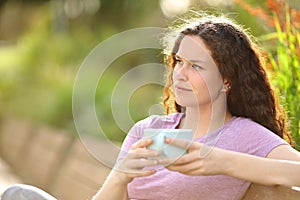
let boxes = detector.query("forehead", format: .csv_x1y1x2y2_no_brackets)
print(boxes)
176,35,214,63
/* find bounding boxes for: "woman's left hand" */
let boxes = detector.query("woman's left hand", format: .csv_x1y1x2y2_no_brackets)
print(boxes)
158,138,225,176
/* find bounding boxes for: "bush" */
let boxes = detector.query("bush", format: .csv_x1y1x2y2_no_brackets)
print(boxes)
263,7,300,149
236,0,300,149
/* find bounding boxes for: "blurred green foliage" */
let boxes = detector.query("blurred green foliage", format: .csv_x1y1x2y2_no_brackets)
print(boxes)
0,0,165,141
235,0,300,148
263,10,300,149
0,0,299,144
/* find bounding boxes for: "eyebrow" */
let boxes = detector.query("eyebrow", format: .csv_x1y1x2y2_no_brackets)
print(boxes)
175,54,206,64
190,59,206,64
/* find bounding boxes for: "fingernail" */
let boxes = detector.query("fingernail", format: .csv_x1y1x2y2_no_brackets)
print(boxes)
165,138,172,143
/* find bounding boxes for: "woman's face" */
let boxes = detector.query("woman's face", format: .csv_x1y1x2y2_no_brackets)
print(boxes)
172,35,225,108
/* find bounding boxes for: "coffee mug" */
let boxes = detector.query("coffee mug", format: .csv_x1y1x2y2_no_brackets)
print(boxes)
143,129,193,158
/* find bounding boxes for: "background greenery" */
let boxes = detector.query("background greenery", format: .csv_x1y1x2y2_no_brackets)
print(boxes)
264,7,300,149
0,0,299,148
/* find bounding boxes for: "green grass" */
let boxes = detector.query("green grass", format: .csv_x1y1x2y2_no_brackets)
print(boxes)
262,8,300,149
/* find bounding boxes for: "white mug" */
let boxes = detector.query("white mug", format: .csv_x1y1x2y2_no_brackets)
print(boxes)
143,129,193,158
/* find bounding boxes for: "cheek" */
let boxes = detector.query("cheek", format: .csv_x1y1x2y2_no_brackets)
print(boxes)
193,72,223,98
190,73,208,94
205,74,224,99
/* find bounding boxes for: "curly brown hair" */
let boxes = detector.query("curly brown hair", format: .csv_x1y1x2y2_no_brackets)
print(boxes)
162,14,293,144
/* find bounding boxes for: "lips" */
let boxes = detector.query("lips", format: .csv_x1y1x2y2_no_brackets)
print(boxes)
174,85,192,92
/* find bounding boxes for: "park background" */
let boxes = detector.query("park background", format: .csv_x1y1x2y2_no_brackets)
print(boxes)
0,0,299,199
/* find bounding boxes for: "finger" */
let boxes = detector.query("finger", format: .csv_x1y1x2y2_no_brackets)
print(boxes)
121,157,159,170
127,148,159,159
167,157,209,176
131,139,153,150
165,138,195,150
128,169,157,178
166,161,198,174
157,156,187,166
157,157,179,166
158,150,200,166
115,166,157,177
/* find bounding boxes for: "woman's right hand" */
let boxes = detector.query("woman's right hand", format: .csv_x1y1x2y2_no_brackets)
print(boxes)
113,139,160,184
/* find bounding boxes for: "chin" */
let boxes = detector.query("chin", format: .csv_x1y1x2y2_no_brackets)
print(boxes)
175,99,197,108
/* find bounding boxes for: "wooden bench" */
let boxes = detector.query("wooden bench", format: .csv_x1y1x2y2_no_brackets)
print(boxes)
19,126,73,190
242,183,300,199
0,117,35,168
50,136,120,200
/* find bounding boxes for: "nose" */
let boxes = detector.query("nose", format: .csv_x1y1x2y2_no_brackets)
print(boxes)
173,63,189,81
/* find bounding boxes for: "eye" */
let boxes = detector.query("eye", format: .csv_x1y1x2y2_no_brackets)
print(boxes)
192,64,203,70
174,57,183,65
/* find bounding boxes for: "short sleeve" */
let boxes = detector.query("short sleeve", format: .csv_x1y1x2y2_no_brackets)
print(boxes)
117,121,144,161
232,118,288,158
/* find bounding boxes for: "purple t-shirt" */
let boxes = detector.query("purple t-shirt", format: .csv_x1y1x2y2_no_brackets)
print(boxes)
118,113,287,200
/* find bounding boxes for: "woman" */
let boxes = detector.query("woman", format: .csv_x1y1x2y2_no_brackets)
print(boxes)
2,13,300,200
93,14,300,200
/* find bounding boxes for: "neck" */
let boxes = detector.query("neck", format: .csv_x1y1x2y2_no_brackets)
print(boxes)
179,100,232,138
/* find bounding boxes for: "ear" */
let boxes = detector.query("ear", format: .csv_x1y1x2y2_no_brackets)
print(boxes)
223,78,229,85
221,79,231,92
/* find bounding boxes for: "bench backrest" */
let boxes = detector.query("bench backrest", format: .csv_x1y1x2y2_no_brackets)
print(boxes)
242,183,300,200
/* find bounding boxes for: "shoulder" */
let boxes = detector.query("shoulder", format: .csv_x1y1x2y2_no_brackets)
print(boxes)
134,112,183,129
126,112,183,139
227,117,287,157
231,117,261,128
231,117,276,136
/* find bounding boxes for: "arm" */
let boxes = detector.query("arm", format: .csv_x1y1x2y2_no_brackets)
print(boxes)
92,139,159,200
92,171,129,200
162,138,300,187
221,147,300,187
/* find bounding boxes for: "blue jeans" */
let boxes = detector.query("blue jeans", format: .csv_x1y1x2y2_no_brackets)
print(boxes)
1,184,57,200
